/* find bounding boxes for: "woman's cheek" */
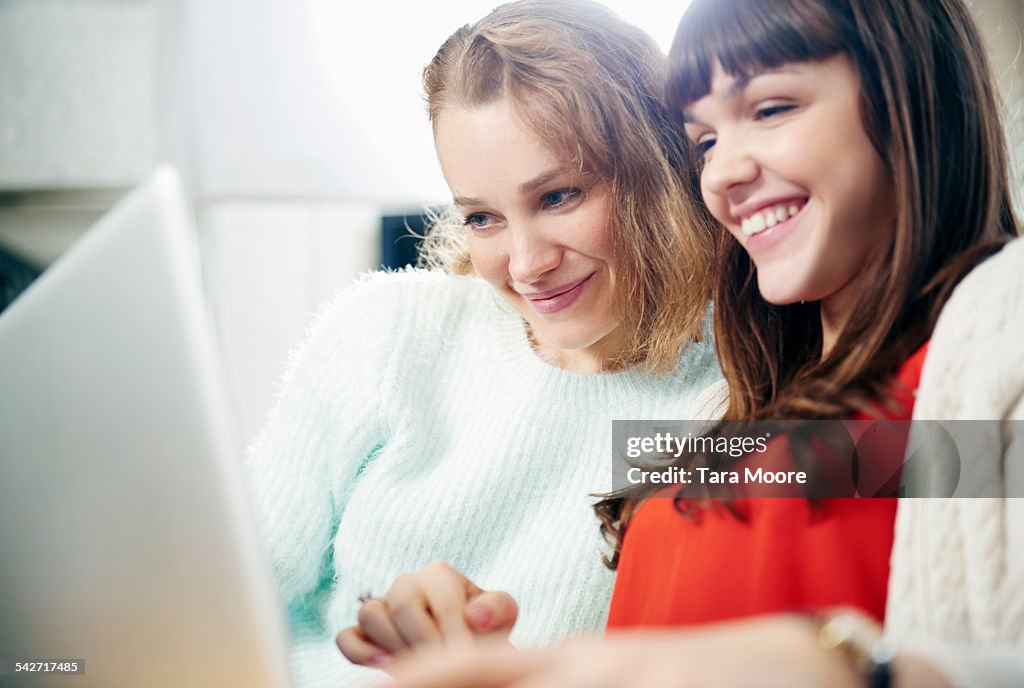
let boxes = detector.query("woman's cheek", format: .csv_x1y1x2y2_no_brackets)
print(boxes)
700,188,730,231
467,240,506,285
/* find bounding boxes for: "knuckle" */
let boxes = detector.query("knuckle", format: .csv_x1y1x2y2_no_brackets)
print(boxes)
386,576,413,601
389,596,421,620
356,599,383,625
423,560,452,576
391,571,418,591
501,592,519,614
335,628,356,657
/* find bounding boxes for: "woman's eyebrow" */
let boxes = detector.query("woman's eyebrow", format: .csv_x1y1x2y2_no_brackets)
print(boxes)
680,76,752,123
680,110,701,124
452,166,573,208
452,195,484,208
681,66,803,122
519,166,572,196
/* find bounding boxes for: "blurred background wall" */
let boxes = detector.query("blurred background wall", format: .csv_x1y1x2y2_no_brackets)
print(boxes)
1,0,1021,445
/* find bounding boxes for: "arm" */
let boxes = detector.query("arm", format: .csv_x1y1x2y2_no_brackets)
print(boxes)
387,615,969,688
245,279,394,604
388,616,863,688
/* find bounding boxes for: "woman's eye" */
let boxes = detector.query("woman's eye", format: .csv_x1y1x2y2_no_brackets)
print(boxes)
694,137,716,158
541,188,582,209
462,213,492,231
754,103,795,120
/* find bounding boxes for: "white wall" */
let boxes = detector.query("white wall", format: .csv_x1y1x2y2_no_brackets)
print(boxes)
972,0,1024,215
200,200,380,445
1,0,1022,445
0,0,160,188
0,0,392,443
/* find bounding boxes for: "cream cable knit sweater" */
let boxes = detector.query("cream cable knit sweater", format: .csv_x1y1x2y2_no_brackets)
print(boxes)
246,269,721,688
885,237,1024,687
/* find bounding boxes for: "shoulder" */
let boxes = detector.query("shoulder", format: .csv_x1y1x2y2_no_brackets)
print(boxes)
916,238,1024,419
314,268,497,335
686,378,729,421
940,238,1024,322
667,306,724,397
302,269,509,369
323,267,475,310
267,269,501,413
932,237,1024,361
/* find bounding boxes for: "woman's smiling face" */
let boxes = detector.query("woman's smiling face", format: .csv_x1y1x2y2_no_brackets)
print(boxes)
683,54,895,328
434,98,620,372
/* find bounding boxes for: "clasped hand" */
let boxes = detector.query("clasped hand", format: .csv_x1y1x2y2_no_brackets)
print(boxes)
335,560,518,670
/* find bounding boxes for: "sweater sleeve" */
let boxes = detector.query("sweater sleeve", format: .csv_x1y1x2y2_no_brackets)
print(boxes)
905,644,1024,688
685,379,728,421
244,273,403,612
887,238,1024,686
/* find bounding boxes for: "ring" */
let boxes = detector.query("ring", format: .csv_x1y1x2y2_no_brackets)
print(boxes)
357,591,375,605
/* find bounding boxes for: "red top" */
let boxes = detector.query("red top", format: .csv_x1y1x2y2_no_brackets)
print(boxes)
606,343,929,629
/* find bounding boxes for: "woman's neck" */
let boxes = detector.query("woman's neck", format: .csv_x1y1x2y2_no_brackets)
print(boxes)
529,324,626,374
819,265,877,358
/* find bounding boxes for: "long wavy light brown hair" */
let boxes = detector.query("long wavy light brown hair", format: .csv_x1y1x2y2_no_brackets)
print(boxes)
419,0,716,372
596,0,1021,565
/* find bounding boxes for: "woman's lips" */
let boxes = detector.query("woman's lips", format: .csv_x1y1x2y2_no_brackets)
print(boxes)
743,202,808,254
522,274,594,314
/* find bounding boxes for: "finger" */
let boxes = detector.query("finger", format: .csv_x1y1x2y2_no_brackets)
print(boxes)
335,625,392,669
386,575,443,647
391,641,549,688
465,590,518,635
418,561,478,644
358,598,407,653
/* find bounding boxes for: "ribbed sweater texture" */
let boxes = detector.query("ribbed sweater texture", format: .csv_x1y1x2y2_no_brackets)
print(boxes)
246,269,722,687
885,237,1024,687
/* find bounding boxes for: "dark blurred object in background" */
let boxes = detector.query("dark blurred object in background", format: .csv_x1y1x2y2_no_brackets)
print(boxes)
380,211,429,270
0,246,41,314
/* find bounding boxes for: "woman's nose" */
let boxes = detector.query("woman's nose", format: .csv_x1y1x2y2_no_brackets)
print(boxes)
507,224,562,284
700,132,760,197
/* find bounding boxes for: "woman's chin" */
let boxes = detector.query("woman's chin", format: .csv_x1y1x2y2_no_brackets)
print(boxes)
755,277,812,307
531,323,622,362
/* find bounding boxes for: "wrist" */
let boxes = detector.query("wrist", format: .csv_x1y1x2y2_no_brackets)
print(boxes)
813,609,896,688
890,650,957,688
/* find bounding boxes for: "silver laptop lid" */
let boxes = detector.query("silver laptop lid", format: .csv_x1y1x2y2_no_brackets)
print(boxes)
0,165,292,688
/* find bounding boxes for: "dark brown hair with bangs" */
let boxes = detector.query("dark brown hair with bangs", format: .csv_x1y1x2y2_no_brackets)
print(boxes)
596,0,1020,566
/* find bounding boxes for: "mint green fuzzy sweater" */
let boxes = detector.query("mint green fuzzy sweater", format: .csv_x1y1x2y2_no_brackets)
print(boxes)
246,270,721,687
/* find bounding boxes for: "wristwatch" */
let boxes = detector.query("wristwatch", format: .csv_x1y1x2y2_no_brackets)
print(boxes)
814,609,898,688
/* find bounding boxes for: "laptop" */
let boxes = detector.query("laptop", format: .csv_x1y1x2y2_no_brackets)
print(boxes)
0,165,293,688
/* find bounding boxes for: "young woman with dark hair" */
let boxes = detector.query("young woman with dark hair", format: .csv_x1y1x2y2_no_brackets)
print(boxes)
388,1,1023,686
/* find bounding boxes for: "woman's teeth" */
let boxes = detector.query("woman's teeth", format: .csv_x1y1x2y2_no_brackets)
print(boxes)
741,203,803,237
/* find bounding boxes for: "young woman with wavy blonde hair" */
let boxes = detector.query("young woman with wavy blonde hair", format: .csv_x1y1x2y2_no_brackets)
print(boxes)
247,3,722,686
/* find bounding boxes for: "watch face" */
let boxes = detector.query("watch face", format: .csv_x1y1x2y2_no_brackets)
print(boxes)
816,610,885,671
